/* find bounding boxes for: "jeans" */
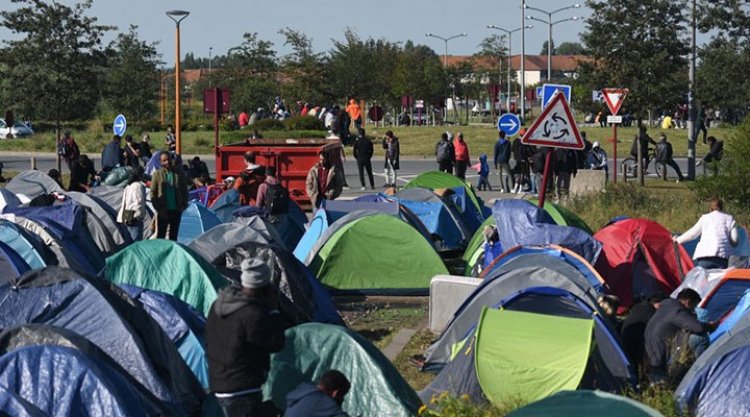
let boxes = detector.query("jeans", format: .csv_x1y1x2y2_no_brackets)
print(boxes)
216,392,263,417
157,210,181,241
126,220,143,242
384,161,397,186
695,256,728,270
455,160,468,180
529,172,538,194
477,175,491,191
496,163,514,192
660,159,684,181
356,159,374,188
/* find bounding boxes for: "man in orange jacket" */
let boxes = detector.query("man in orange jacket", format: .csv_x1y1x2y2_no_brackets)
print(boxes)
346,99,362,131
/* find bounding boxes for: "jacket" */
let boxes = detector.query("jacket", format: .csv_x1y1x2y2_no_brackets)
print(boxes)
655,139,673,163
150,168,188,212
101,141,123,171
284,382,350,417
676,210,737,259
454,139,470,162
644,298,711,369
620,300,657,367
352,136,373,162
306,163,343,207
493,138,511,166
479,154,490,177
205,286,285,393
531,148,549,174
554,148,578,175
383,137,400,169
435,138,455,163
117,181,146,223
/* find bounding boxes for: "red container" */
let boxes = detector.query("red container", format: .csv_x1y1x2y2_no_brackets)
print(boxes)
216,138,342,210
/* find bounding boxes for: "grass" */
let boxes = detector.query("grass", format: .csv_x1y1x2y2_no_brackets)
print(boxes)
338,298,427,350
393,330,437,391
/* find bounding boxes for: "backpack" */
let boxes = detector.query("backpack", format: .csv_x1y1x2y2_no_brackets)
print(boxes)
436,140,452,162
57,141,68,157
265,182,290,215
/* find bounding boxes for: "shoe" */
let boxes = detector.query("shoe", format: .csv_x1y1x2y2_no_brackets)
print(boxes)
343,185,351,190
370,186,376,190
676,179,681,183
360,187,366,191
696,160,703,167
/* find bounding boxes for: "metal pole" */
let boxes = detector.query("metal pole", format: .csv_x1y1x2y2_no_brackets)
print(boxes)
174,23,182,155
208,47,213,88
538,149,553,207
613,124,618,183
507,33,512,113
521,0,526,121
687,0,696,180
547,15,552,81
444,40,448,122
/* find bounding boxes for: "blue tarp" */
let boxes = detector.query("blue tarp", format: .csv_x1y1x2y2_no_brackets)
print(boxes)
492,199,602,264
0,241,30,280
178,202,223,245
0,386,46,417
710,290,750,343
399,200,465,250
0,345,164,417
210,189,241,222
446,186,486,233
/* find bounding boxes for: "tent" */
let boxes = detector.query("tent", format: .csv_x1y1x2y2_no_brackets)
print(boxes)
119,284,209,388
105,239,228,316
5,170,64,199
189,220,286,262
208,188,240,222
0,386,47,417
594,218,693,308
0,189,21,213
11,217,92,274
507,390,664,417
421,288,634,406
61,197,120,255
672,268,750,322
308,213,448,294
89,184,155,239
213,241,342,325
403,170,483,215
65,191,131,249
0,267,204,415
462,216,496,275
395,187,472,251
0,241,30,280
324,198,434,245
528,198,594,235
293,208,331,262
424,253,605,370
709,290,750,343
263,323,422,417
233,203,307,251
177,201,223,245
0,220,57,270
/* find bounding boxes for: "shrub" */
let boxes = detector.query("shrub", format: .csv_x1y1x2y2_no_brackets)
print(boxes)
219,118,236,132
284,115,325,131
252,119,285,131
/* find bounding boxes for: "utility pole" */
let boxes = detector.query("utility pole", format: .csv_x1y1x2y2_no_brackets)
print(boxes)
687,0,697,180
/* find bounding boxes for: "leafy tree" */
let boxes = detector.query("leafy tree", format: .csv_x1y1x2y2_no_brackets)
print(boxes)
696,36,750,123
391,42,447,109
218,32,278,113
0,0,112,129
556,42,585,55
277,27,330,106
540,40,556,56
101,25,162,122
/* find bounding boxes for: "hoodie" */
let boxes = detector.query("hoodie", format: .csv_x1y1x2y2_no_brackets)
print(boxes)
494,138,511,166
205,286,285,393
478,154,490,177
285,382,350,417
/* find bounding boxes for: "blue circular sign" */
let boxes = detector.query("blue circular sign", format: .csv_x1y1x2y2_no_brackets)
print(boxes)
113,114,127,137
497,113,521,136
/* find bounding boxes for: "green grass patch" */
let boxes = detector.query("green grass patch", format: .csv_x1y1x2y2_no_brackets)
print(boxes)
342,301,427,350
393,330,436,392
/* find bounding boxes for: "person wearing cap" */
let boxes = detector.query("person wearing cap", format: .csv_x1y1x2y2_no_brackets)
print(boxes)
587,141,609,178
206,257,285,417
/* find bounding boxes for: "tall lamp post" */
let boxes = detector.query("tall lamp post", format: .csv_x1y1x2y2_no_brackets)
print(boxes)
208,46,213,88
426,32,468,123
166,9,189,155
524,3,580,81
487,24,533,114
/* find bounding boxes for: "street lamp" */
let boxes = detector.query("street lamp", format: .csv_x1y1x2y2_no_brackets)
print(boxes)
487,24,533,114
166,9,189,155
525,3,580,81
208,46,213,87
426,32,468,122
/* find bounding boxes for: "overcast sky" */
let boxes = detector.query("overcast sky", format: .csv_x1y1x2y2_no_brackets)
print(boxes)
1,0,598,65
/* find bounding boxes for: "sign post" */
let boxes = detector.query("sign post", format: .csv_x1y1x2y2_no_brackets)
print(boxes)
203,88,231,156
497,113,521,137
522,91,584,208
601,88,629,183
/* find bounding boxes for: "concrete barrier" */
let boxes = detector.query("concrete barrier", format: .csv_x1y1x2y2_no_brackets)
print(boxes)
571,169,605,196
429,275,483,333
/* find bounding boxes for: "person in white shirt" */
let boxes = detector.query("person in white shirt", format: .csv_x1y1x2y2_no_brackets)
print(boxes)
117,167,146,242
675,197,738,269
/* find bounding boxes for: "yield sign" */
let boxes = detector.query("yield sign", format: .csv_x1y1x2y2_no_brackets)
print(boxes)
601,88,629,115
522,91,584,150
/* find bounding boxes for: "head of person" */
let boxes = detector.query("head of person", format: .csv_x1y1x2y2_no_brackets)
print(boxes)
498,130,506,139
457,132,464,142
167,125,174,133
581,131,587,140
349,99,356,105
593,141,600,149
159,152,173,170
128,166,144,185
112,134,121,143
79,154,90,165
48,169,61,180
357,127,365,137
266,166,277,178
239,257,272,297
709,197,724,212
676,288,702,312
142,134,150,143
441,132,448,141
639,125,647,134
244,151,256,165
125,135,133,144
224,176,235,187
518,128,527,138
319,151,331,168
385,130,394,140
63,131,71,140
597,294,620,318
659,133,667,141
647,292,668,309
316,370,351,406
191,156,201,166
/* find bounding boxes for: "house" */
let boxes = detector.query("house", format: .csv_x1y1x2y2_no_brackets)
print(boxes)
444,54,588,86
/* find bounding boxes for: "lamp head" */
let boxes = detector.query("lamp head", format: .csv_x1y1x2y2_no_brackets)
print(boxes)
166,10,190,24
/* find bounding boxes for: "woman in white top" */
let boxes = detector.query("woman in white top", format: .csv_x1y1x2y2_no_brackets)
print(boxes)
117,166,147,242
675,197,738,269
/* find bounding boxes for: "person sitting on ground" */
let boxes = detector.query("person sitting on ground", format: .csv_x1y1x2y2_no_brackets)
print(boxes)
674,197,738,269
285,370,351,417
68,155,99,192
620,293,667,377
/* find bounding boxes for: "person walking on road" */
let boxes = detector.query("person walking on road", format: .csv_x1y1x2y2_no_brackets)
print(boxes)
353,128,375,190
382,131,400,188
674,197,738,269
655,133,684,182
435,132,455,174
150,152,188,240
453,132,470,181
493,130,513,192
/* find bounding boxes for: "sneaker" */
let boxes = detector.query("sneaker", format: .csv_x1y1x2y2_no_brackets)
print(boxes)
360,186,366,191
343,185,351,190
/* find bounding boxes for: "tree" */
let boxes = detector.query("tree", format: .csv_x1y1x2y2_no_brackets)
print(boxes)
391,42,447,109
540,40,556,56
475,34,510,115
277,27,330,106
556,42,585,55
0,0,112,127
220,32,278,113
101,25,162,122
696,36,750,124
578,0,689,123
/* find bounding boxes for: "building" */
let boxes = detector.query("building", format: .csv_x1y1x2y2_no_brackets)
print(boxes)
444,54,588,86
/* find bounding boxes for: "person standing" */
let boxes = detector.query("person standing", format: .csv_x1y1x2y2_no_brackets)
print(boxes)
531,147,552,196
306,152,344,208
234,152,264,206
150,152,188,240
453,132,470,181
577,132,593,170
511,133,531,193
698,136,724,175
554,148,577,202
692,102,708,144
117,167,146,241
139,134,153,164
655,133,684,182
476,154,492,191
493,131,513,193
165,125,176,152
256,166,289,215
435,132,455,174
285,370,351,417
238,110,249,128
206,258,285,417
58,131,80,172
382,131,400,188
101,135,124,172
353,128,374,190
674,197,738,269
631,126,657,172
346,98,362,131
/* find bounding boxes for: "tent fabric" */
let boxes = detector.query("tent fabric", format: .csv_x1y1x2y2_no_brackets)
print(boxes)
105,239,228,316
673,268,750,322
0,220,56,270
189,220,286,262
102,166,132,187
263,323,422,417
0,345,165,417
0,386,47,417
594,218,694,308
396,187,472,251
208,188,240,222
403,170,482,214
177,201,223,245
709,290,750,343
213,241,342,325
66,200,119,255
475,308,594,405
507,390,664,417
463,216,495,264
302,209,384,266
309,214,448,294
0,267,204,415
5,170,64,199
527,198,594,235
444,186,486,233
233,203,307,251
11,217,90,274
0,189,21,213
0,241,31,279
65,191,130,248
89,185,155,239
492,199,602,265
293,209,330,262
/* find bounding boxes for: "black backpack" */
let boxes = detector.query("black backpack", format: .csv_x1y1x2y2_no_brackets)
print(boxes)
436,140,452,162
265,183,290,215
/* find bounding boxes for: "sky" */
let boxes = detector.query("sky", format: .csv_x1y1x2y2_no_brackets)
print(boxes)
0,0,595,65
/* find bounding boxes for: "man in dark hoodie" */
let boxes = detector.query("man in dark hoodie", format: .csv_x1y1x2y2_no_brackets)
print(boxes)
206,258,285,417
493,130,513,193
285,370,351,417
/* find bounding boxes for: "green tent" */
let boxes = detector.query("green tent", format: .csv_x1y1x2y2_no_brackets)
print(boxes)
527,199,593,235
475,308,594,406
309,214,448,294
404,171,482,214
105,240,228,316
462,216,495,264
507,390,664,417
263,323,422,417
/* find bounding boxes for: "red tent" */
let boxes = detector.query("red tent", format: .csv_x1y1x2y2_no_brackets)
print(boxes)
594,218,693,308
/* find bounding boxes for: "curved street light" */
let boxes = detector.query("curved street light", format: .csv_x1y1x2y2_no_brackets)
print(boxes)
166,9,190,154
525,3,580,81
426,32,468,122
487,24,533,113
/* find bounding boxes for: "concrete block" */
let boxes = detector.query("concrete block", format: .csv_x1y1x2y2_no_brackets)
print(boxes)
571,169,605,196
429,275,483,333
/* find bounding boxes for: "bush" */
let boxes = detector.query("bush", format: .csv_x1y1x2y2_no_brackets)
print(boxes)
284,115,325,131
252,118,285,131
219,118,236,132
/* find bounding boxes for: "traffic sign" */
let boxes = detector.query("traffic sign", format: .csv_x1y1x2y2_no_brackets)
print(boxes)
607,115,623,124
522,91,584,150
113,114,127,137
541,84,572,109
497,113,521,136
536,86,543,100
415,100,425,109
602,88,629,115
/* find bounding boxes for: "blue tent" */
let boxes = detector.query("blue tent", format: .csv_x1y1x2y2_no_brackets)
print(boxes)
0,241,30,280
0,267,204,415
119,284,209,388
394,188,472,251
0,220,56,270
492,199,602,264
209,188,240,222
0,386,46,417
293,209,330,262
178,201,223,245
710,290,750,343
445,186,487,233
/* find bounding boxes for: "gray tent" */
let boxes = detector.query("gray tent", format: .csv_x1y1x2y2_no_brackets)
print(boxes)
230,216,289,250
6,170,64,199
66,191,130,249
12,217,87,273
189,221,285,263
423,253,603,370
90,185,155,240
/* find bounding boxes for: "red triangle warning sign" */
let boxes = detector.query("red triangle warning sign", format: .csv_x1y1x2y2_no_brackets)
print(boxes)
521,91,584,150
602,88,628,115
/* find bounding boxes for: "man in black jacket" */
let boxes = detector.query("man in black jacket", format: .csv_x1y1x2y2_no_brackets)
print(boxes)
493,131,513,193
435,132,455,174
620,293,667,376
353,128,374,190
655,133,684,182
554,148,577,202
206,258,285,417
